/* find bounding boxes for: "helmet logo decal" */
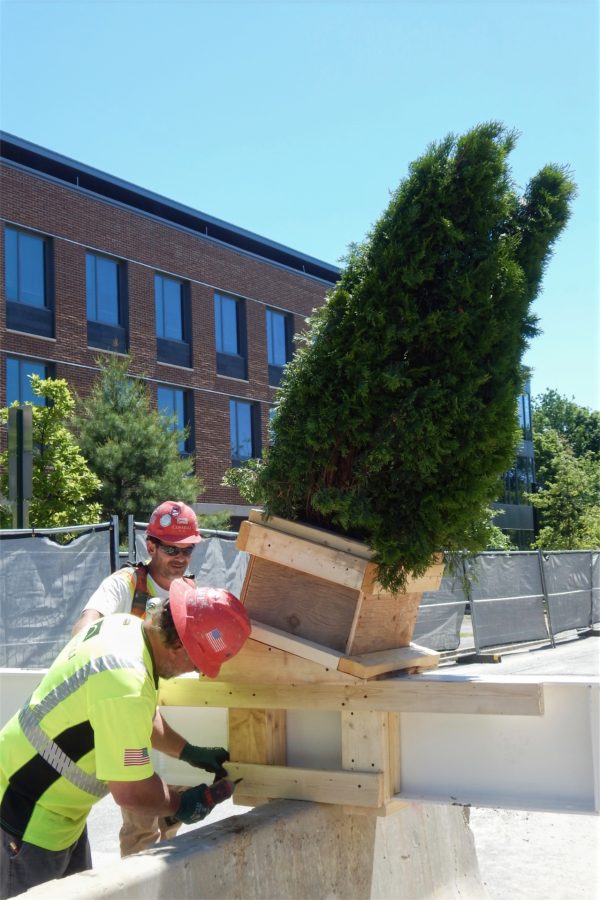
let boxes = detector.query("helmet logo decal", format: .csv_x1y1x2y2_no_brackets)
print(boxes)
205,628,226,653
160,514,172,527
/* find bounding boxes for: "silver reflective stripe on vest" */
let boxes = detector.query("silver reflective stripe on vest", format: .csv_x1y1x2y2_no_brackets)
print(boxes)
18,653,149,799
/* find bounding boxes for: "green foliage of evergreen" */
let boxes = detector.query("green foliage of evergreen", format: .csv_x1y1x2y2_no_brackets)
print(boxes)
0,376,102,529
71,356,202,526
225,123,575,590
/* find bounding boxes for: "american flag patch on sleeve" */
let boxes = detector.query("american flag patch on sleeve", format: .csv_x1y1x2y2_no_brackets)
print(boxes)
124,747,150,766
205,628,226,653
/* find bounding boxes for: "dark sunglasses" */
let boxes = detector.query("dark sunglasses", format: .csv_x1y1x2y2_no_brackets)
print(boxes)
152,539,195,558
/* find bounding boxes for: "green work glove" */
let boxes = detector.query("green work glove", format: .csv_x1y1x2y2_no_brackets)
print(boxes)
179,743,230,779
174,780,235,824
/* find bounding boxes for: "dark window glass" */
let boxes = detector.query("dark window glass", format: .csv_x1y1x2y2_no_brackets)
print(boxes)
6,358,48,406
230,399,254,464
155,275,184,340
214,294,247,379
158,385,190,453
267,405,277,444
215,294,240,354
266,309,289,367
86,253,120,324
5,227,47,307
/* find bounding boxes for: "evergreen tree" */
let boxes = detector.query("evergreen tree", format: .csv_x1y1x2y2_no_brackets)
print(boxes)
226,123,575,590
0,376,102,528
72,356,202,525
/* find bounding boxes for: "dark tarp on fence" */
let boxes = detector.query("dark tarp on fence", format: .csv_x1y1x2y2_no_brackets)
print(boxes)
541,550,597,635
0,527,113,668
468,552,549,651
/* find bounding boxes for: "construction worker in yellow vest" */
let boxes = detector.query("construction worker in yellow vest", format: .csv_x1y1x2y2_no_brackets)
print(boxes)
0,577,251,899
71,500,225,857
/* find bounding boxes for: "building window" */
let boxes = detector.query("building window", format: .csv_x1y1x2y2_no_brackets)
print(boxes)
6,358,52,406
155,274,191,367
157,385,193,454
229,399,260,465
518,391,533,442
266,308,293,386
267,405,277,444
86,252,128,352
4,226,54,337
214,293,247,379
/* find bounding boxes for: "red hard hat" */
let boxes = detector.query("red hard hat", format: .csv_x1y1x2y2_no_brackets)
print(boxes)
169,579,251,678
147,501,202,545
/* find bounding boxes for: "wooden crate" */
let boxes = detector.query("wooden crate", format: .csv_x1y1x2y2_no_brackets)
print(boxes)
236,510,444,655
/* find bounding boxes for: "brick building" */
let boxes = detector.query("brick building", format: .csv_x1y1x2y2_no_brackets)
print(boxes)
0,132,339,518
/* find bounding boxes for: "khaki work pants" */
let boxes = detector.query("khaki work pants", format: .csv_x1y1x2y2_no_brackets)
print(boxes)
119,785,185,856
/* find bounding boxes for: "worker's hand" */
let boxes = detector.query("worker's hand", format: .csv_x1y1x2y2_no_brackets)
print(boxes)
174,780,235,824
179,743,230,779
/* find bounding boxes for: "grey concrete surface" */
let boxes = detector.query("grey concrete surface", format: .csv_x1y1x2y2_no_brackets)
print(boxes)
84,632,599,898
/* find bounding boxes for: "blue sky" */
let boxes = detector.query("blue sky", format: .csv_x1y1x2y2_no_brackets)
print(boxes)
1,0,598,409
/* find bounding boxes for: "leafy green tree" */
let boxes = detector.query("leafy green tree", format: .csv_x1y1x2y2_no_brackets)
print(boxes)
0,376,102,528
226,123,575,590
72,356,202,525
527,394,600,549
529,434,600,549
533,389,600,465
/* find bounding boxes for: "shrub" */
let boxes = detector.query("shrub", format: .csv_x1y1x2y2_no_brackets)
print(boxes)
225,123,575,590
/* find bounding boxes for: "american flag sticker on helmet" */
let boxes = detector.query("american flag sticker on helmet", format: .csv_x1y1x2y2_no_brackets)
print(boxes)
124,747,150,766
205,628,226,653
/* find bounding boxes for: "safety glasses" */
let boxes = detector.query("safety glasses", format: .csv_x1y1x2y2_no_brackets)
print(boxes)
153,539,195,558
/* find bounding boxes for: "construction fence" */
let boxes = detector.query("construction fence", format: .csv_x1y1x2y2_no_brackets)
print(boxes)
0,518,598,668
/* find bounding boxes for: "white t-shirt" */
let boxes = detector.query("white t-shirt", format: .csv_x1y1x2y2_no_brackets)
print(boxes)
82,566,169,617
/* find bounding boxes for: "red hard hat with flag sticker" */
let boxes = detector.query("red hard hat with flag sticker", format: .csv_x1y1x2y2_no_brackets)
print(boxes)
147,501,202,545
169,579,251,677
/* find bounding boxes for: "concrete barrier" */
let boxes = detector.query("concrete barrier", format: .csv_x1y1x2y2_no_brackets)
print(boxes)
23,800,484,899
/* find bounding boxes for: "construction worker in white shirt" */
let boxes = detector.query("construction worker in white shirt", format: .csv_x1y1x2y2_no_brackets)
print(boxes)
72,500,223,856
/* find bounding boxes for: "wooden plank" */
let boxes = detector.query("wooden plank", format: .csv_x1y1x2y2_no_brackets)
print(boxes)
341,711,402,816
341,711,390,794
239,521,368,589
249,621,345,670
247,509,374,560
226,761,384,808
159,677,545,716
338,644,440,679
218,637,358,685
346,591,424,655
240,556,359,652
361,558,445,596
228,708,286,807
228,709,287,764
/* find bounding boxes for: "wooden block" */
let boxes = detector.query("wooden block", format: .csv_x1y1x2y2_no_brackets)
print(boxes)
160,677,544,716
346,591,424,655
338,644,440,679
240,556,359,652
225,761,384,808
239,521,368,590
